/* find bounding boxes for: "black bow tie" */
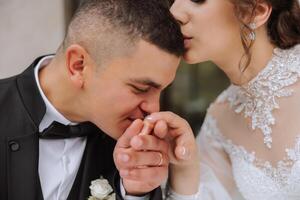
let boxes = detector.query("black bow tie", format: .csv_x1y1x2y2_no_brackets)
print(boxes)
40,121,99,139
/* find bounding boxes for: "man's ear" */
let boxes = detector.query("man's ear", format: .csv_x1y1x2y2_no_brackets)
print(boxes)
65,44,89,89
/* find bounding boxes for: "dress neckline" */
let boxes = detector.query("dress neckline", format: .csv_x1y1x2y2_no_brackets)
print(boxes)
217,44,300,148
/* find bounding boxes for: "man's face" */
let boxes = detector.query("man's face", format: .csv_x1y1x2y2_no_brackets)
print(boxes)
83,40,180,139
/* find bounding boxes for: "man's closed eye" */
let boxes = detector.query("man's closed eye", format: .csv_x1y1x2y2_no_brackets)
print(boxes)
129,84,151,94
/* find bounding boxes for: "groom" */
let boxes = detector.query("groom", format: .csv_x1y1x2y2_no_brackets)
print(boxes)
0,0,184,200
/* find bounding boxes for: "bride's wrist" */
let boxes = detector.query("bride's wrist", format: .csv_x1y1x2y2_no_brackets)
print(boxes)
168,163,200,195
170,162,200,178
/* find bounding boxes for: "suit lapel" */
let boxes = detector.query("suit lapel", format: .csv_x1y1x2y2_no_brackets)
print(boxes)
6,57,48,200
16,56,47,126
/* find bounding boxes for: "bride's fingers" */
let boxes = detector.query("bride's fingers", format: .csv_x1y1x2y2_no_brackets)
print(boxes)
139,120,153,135
175,145,191,160
146,112,193,137
145,112,197,163
140,118,168,138
153,120,168,139
146,112,178,128
173,133,191,160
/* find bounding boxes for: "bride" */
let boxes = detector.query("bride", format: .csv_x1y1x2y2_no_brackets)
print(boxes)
147,0,300,199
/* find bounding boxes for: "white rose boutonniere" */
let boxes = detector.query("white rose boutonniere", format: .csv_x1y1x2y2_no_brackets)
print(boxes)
88,176,116,200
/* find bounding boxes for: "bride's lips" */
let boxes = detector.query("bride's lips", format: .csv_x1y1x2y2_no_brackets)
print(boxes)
183,35,193,48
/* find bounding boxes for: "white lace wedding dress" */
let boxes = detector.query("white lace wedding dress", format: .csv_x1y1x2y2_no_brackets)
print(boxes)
195,44,300,200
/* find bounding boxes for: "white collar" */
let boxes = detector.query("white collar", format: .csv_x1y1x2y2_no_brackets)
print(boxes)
34,55,77,132
217,44,300,148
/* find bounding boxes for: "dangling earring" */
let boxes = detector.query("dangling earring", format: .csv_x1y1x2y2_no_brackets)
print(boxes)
248,22,256,41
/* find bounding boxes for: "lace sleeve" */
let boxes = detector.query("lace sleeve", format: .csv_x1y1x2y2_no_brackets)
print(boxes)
195,114,244,200
165,113,244,200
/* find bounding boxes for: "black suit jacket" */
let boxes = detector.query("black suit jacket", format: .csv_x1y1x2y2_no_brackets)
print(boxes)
0,56,162,200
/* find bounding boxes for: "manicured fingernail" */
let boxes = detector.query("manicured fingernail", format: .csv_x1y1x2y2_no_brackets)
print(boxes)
120,170,129,177
179,146,189,159
145,115,154,122
132,136,143,148
180,146,186,156
119,153,130,162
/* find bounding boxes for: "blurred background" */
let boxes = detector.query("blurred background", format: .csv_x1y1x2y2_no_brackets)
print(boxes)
0,0,229,135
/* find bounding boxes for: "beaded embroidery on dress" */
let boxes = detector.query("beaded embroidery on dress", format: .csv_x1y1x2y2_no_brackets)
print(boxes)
217,44,300,148
195,45,300,200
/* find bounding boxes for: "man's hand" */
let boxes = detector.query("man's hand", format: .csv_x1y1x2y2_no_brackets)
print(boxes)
113,119,169,196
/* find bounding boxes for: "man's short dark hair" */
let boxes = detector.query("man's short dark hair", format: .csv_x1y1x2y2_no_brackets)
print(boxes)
62,0,184,64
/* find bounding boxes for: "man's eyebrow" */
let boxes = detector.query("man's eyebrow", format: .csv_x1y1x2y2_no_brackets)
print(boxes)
130,78,162,89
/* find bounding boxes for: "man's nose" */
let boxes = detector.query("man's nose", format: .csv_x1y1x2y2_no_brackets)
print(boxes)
140,96,160,116
170,0,189,25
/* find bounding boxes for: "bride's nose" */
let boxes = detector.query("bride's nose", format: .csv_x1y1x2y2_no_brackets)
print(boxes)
170,0,189,25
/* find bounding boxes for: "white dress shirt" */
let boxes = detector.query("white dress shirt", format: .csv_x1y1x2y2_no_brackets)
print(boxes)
35,56,87,200
35,56,149,200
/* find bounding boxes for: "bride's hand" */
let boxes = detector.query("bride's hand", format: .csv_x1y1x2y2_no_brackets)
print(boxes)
145,111,199,166
144,111,200,195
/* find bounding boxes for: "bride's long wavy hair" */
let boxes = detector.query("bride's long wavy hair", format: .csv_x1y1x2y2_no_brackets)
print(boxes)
231,0,300,71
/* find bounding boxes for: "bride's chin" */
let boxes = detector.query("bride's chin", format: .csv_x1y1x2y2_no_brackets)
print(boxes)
183,49,209,64
183,53,201,64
